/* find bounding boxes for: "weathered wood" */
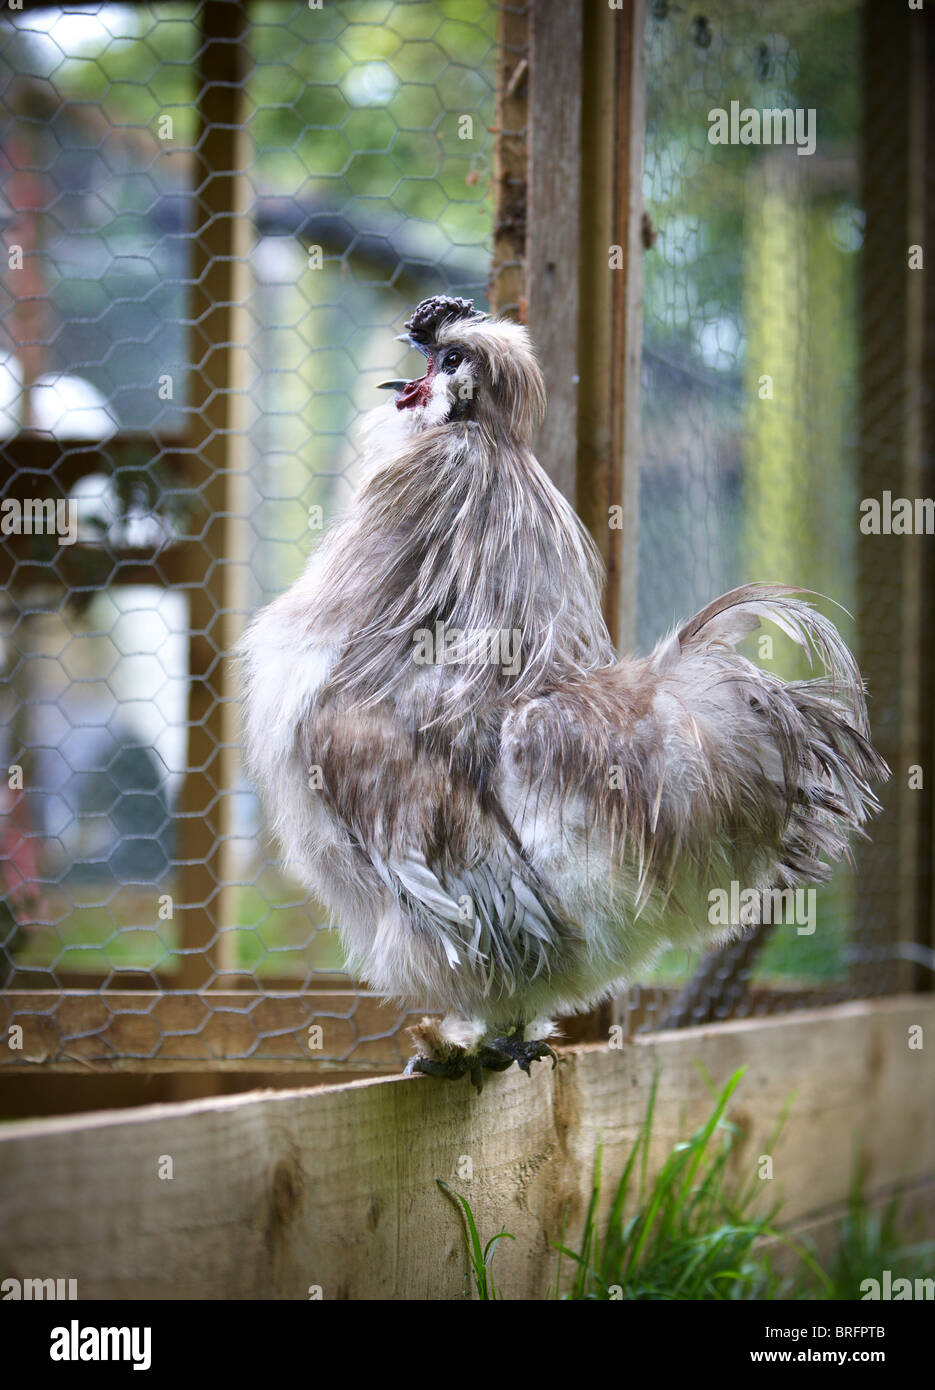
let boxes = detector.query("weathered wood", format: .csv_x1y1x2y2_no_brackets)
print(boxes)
0,997,930,1299
854,0,932,994
527,0,582,499
488,3,528,319
523,0,645,642
0,991,423,1074
0,1069,384,1120
577,0,645,650
0,984,844,1075
175,1,251,989
916,10,935,977
576,0,645,1031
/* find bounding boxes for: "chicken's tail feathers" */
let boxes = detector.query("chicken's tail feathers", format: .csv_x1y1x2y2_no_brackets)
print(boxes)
647,582,890,884
656,582,865,723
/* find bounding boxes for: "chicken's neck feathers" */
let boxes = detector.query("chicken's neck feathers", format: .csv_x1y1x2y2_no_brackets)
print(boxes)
308,422,614,724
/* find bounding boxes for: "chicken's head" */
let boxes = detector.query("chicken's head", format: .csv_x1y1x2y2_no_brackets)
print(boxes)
376,295,547,444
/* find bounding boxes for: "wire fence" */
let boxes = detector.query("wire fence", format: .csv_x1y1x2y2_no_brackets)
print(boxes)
1,0,498,1073
629,0,925,1030
0,0,925,1078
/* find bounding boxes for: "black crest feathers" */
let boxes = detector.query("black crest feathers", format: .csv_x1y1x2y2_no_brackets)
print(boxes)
404,295,486,344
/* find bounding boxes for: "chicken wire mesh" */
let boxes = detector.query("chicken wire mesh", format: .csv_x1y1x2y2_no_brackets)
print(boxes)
0,0,925,1081
626,0,928,1031
0,0,500,1075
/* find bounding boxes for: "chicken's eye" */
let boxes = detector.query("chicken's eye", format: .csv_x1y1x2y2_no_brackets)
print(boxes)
441,349,464,372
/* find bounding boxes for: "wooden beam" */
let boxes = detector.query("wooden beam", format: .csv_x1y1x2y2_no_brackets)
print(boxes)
0,991,423,1074
487,3,529,319
0,1070,382,1120
527,0,582,499
571,0,646,1035
0,996,931,1299
577,0,645,649
855,2,933,994
916,6,935,978
523,0,645,644
175,0,251,990
0,983,848,1075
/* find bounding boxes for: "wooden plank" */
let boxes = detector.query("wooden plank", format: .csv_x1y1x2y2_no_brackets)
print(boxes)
526,0,582,498
0,996,931,1299
917,8,935,979
0,992,424,1074
487,3,529,319
0,984,845,1074
854,3,933,995
0,1070,379,1121
577,0,644,650
175,1,251,990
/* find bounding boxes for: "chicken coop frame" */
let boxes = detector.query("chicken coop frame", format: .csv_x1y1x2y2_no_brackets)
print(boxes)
1,0,934,1299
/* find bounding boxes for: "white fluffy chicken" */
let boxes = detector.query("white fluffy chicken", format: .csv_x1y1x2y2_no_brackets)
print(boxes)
239,295,888,1087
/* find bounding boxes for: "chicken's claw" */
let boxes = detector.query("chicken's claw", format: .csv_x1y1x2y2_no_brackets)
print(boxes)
405,1020,557,1090
479,1032,558,1076
407,1054,473,1081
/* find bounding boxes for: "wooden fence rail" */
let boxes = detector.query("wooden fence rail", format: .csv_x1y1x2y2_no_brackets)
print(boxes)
1,996,932,1300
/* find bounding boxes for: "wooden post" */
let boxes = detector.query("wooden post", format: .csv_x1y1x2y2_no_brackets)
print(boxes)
527,0,582,502
176,1,251,990
915,9,935,986
854,2,933,995
524,0,645,647
488,3,529,320
522,0,646,1042
577,0,645,652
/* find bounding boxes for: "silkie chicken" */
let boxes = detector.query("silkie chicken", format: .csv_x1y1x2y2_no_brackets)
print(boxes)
238,295,889,1088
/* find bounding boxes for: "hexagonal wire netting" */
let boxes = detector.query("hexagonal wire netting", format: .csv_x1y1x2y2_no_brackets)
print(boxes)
0,0,502,1077
626,0,927,1031
0,1,923,1084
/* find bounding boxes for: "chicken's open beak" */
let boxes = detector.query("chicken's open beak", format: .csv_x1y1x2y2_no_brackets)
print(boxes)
376,380,408,391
